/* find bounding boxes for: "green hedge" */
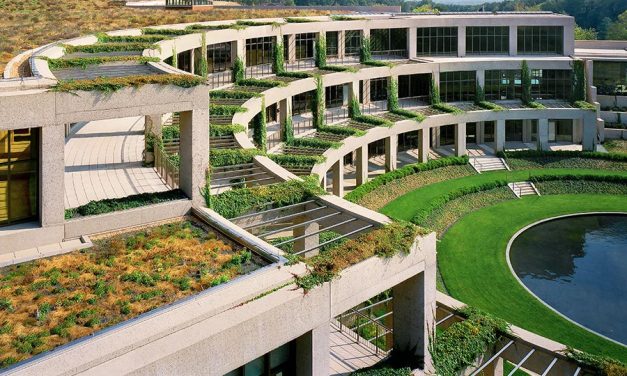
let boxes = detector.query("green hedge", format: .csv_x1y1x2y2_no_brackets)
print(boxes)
277,71,313,79
96,33,168,43
236,78,286,88
52,74,204,93
209,104,247,116
574,101,596,110
63,43,156,54
521,60,532,105
476,101,505,111
352,368,412,376
362,60,392,67
432,103,464,115
210,124,246,136
391,108,426,121
210,148,263,167
45,56,159,70
528,174,627,185
142,27,194,36
500,150,627,162
252,98,267,151
345,156,469,203
210,89,260,99
210,176,322,219
269,154,325,167
284,17,316,23
65,190,186,219
319,125,365,137
353,115,393,128
320,65,359,73
430,307,509,376
288,137,341,150
411,180,509,224
233,57,245,83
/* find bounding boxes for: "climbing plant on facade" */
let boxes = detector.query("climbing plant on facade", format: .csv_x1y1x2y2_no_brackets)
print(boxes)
430,76,441,105
282,115,294,143
253,98,267,152
571,59,586,103
387,77,399,111
521,60,532,105
312,75,325,129
273,40,285,75
349,95,361,118
315,35,327,68
360,36,372,63
171,46,178,69
233,56,245,83
198,32,208,78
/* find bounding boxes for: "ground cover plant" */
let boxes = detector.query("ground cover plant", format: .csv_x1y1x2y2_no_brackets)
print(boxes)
603,139,627,154
0,220,263,368
0,0,334,76
65,190,186,219
52,74,204,93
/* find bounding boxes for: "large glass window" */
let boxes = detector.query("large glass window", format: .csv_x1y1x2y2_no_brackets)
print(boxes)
0,129,39,226
345,30,362,56
371,28,408,57
517,26,563,55
531,69,572,100
416,27,458,56
439,125,456,146
294,33,316,60
292,91,314,115
506,120,523,142
246,37,274,66
593,61,627,96
466,26,509,55
440,71,476,102
485,70,521,100
326,31,339,57
325,85,344,108
370,78,388,102
398,74,430,100
225,342,294,376
206,42,231,73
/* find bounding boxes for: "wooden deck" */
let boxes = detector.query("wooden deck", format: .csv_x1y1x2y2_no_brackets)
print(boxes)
329,322,387,375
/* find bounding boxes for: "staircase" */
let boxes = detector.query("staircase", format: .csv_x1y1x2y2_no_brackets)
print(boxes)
508,181,540,198
469,156,509,173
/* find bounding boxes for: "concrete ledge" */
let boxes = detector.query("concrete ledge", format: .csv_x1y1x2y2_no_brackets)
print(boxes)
64,199,192,239
0,223,65,256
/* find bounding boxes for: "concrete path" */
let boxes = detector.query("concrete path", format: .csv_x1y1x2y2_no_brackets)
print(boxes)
64,116,169,209
329,323,386,375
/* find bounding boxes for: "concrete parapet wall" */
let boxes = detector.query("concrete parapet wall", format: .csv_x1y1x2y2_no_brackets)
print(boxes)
64,199,192,239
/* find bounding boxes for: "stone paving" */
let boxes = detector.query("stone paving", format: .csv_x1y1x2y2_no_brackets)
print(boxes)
329,322,386,375
64,116,170,209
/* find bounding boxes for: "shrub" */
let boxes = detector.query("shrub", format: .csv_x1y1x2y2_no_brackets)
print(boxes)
349,95,361,118
390,108,425,121
209,104,246,116
142,27,194,36
210,89,260,99
432,103,463,115
45,56,159,70
565,347,627,376
233,56,245,83
525,101,546,109
210,124,245,137
501,149,627,163
210,148,263,167
330,15,366,21
319,125,365,137
161,125,180,140
285,17,316,23
171,45,177,69
474,82,485,104
345,156,469,203
320,65,359,73
362,60,393,67
476,101,505,111
269,154,325,167
96,33,169,43
528,174,627,185
236,78,286,88
252,98,267,152
52,74,204,93
574,101,596,110
430,307,509,376
65,190,186,219
277,71,312,79
288,137,340,150
235,20,284,27
210,176,323,218
353,115,393,128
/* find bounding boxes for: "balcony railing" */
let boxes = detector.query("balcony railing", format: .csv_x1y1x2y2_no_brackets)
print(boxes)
165,0,210,7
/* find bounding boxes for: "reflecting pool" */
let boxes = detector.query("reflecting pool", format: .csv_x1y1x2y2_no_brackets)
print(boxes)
509,214,627,345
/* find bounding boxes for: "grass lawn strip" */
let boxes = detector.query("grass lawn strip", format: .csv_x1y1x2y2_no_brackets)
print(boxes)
381,168,627,221
437,195,627,362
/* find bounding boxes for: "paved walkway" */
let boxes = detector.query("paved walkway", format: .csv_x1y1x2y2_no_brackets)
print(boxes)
329,322,386,375
64,116,169,209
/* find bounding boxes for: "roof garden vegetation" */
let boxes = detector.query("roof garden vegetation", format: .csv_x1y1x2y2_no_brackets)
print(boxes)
0,0,335,76
44,56,160,70
0,220,264,368
51,74,205,93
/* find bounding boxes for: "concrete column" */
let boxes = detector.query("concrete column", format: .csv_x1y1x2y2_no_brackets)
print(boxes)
348,81,360,103
458,26,466,57
293,205,320,258
509,25,517,56
563,22,574,56
584,59,595,102
362,29,370,39
477,121,485,144
40,124,65,227
582,112,597,151
179,109,210,206
476,70,485,90
287,34,296,63
408,27,417,59
295,323,330,376
233,39,246,65
385,135,398,172
495,119,506,152
356,145,369,186
331,160,344,197
431,127,440,148
338,30,346,60
483,356,504,376
392,246,437,372
455,123,467,157
537,118,549,151
418,128,429,163
573,118,583,143
145,114,163,138
361,79,371,105
522,119,532,143
189,49,195,75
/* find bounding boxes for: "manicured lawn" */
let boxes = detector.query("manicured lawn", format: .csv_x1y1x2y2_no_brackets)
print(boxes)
437,195,627,362
381,168,627,221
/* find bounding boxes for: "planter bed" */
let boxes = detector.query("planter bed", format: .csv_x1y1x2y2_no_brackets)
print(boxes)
0,219,267,369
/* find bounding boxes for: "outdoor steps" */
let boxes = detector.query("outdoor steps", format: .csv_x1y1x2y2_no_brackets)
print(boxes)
210,136,236,149
469,156,509,173
508,181,540,198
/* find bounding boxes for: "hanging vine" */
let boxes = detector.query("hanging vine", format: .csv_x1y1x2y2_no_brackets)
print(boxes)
315,34,327,68
253,98,267,152
198,32,208,78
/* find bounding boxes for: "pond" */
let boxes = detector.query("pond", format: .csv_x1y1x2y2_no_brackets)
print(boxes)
509,214,627,345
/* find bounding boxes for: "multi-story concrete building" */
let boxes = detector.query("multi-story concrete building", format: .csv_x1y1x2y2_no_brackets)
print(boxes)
0,12,623,376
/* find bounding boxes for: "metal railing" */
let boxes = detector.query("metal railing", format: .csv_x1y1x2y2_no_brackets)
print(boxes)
267,131,282,150
371,49,408,60
154,143,179,189
244,64,272,79
336,300,394,355
284,59,315,72
165,0,209,7
293,118,314,136
207,70,232,89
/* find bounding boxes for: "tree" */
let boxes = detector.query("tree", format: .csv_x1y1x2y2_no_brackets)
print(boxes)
606,11,627,40
574,25,597,40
